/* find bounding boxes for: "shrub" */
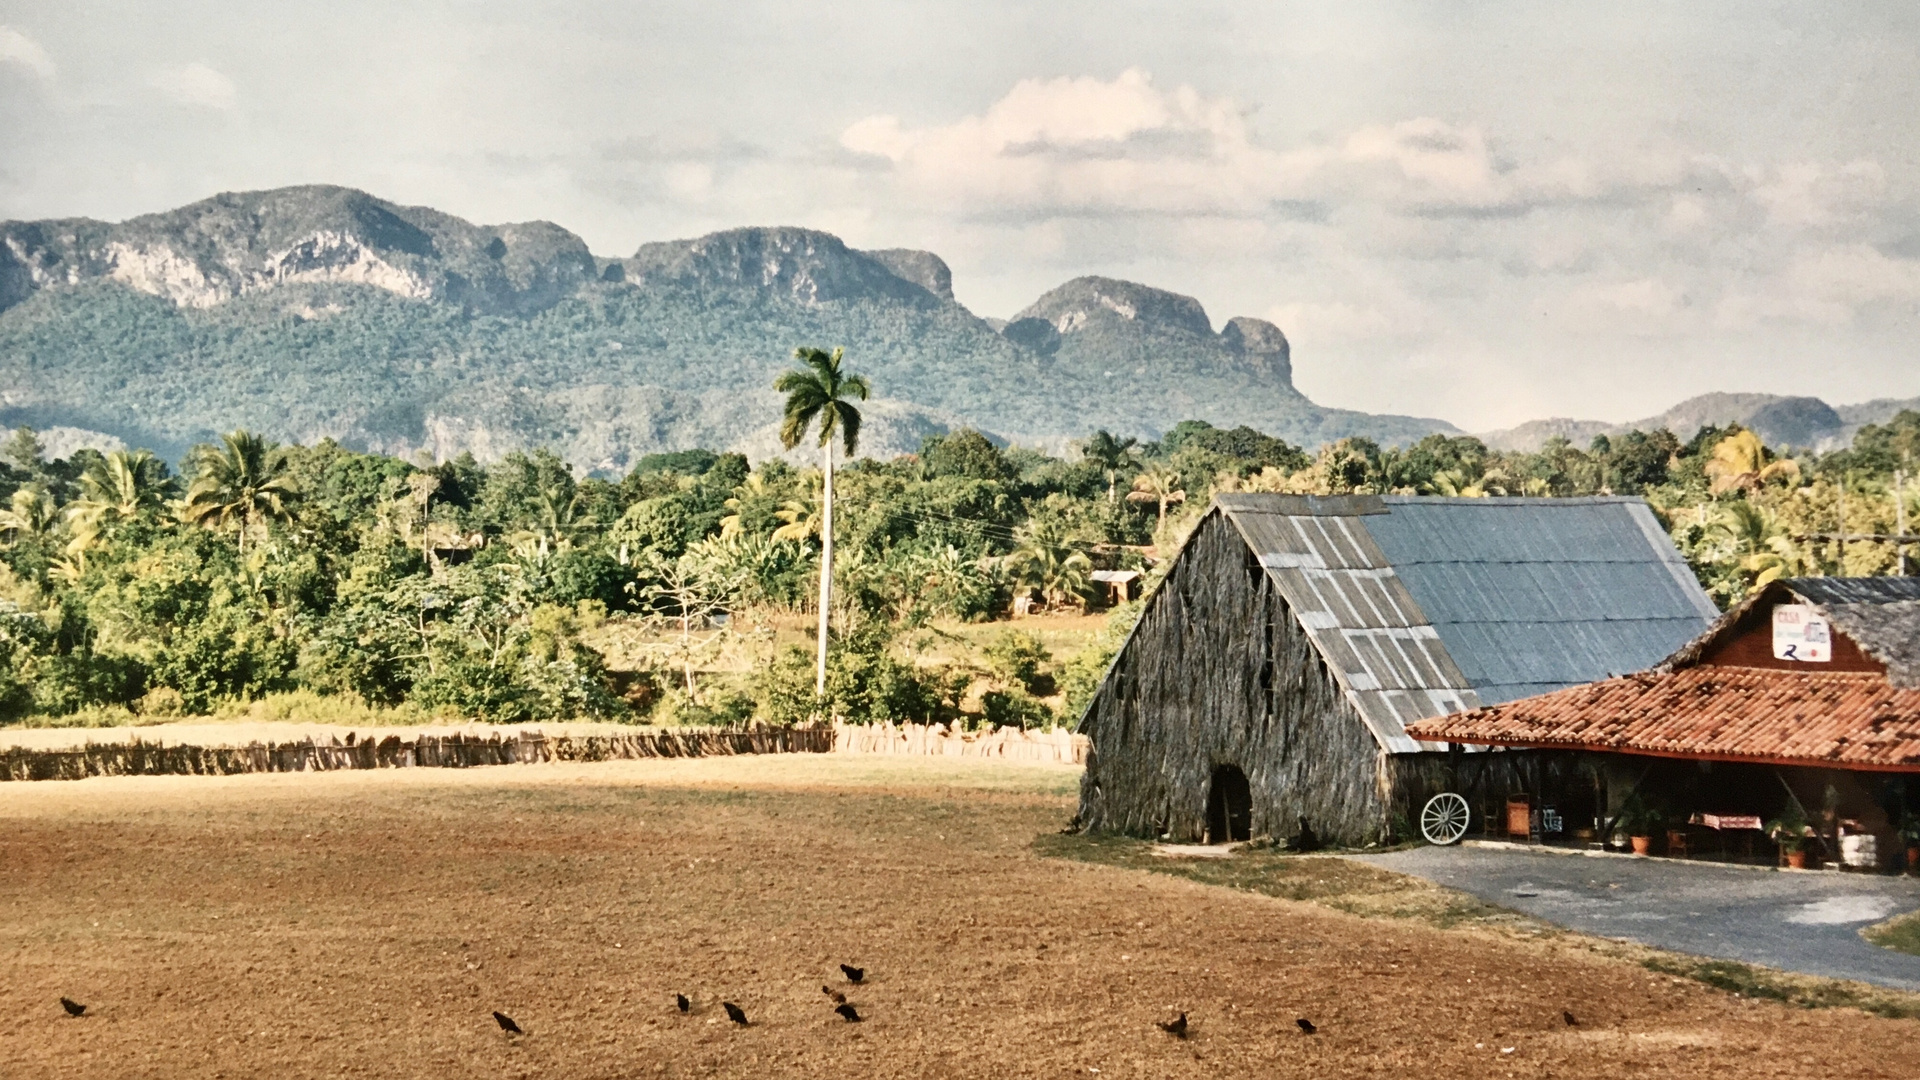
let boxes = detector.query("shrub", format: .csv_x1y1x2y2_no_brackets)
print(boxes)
983,629,1051,694
980,687,1053,731
1056,601,1140,722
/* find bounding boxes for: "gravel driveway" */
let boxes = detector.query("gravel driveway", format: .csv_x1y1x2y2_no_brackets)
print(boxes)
1350,843,1920,990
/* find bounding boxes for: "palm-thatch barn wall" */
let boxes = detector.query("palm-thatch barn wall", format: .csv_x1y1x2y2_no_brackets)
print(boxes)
1077,494,1719,846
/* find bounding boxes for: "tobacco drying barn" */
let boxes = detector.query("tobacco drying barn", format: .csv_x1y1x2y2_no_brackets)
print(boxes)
1075,494,1719,846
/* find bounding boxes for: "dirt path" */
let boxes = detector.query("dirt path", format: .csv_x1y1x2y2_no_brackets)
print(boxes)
2,757,1915,1078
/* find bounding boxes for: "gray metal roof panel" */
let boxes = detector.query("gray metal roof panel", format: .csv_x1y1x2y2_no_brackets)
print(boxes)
1217,494,1718,754
1788,577,1920,605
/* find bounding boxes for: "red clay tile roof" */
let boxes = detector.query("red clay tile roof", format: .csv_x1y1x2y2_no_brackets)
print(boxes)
1403,666,1920,772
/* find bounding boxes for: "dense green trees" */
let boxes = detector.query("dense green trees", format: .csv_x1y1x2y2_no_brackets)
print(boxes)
1,411,1916,728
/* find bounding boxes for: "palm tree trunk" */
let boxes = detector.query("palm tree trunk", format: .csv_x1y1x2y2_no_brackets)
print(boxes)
815,444,834,699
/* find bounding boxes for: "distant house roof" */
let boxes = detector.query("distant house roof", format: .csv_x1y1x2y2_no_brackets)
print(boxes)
1212,494,1718,754
1407,576,1920,770
1090,570,1140,583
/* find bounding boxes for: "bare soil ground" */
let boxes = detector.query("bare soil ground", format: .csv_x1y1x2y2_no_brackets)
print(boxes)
3,756,1917,1079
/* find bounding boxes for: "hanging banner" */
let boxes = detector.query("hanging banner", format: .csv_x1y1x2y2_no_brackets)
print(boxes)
1772,604,1831,662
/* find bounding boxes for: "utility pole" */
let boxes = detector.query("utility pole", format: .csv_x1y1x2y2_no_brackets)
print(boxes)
1837,477,1849,571
1899,460,1910,577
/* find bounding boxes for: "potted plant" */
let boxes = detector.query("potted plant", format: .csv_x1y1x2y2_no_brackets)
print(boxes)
1900,811,1920,875
1768,803,1812,869
1617,798,1664,855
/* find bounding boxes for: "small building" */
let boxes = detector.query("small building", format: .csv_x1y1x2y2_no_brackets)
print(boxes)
1090,569,1142,606
1076,494,1718,846
1408,576,1920,866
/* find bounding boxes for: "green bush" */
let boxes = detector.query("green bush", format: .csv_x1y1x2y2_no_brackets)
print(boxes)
747,629,943,727
980,687,1052,730
983,629,1051,694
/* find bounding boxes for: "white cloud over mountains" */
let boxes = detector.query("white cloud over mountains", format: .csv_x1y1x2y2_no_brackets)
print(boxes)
150,62,237,111
0,25,55,79
838,69,1920,359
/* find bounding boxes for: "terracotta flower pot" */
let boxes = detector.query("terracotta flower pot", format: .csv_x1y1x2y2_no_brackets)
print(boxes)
1907,844,1919,875
1786,849,1808,870
1630,835,1652,855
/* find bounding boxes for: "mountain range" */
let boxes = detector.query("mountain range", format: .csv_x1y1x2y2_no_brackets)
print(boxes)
2,184,1913,470
0,185,1448,470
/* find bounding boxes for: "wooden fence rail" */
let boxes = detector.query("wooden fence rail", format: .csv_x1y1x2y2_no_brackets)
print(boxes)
0,727,836,783
832,721,1088,765
0,722,1085,782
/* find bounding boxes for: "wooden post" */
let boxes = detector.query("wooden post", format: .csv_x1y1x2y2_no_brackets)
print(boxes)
1898,466,1909,577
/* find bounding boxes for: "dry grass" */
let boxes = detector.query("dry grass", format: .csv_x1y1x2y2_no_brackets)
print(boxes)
3,756,1917,1079
1041,834,1920,1020
1865,908,1920,959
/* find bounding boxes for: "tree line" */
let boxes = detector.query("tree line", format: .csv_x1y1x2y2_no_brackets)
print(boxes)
2,373,1916,727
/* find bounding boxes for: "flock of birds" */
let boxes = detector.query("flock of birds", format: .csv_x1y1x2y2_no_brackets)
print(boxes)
58,980,1579,1043
491,962,870,1036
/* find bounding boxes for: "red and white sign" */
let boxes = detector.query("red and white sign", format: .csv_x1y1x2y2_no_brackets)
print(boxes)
1772,604,1831,663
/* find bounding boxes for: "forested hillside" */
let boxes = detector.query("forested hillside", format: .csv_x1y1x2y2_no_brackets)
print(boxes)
0,185,1452,468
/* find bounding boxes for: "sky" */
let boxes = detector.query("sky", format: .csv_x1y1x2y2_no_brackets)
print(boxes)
3,2,1919,432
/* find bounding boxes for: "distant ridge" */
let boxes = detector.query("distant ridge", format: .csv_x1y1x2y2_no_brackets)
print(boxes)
0,185,1454,469
1479,391,1920,453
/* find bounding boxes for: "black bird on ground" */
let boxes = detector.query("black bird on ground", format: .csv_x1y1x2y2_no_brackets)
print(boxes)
1563,1010,1578,1027
723,1002,749,1026
839,964,865,984
493,1011,522,1034
835,1003,862,1023
59,998,86,1018
822,986,846,1004
676,994,691,1013
1295,1018,1316,1035
1156,1012,1188,1039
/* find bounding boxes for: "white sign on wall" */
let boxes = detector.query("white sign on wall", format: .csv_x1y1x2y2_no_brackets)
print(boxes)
1772,604,1832,663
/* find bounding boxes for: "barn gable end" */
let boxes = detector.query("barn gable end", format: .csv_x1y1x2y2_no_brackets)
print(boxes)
1077,509,1389,845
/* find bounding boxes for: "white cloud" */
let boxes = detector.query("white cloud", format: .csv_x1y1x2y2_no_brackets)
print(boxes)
0,25,55,79
1749,160,1886,229
151,62,237,111
838,70,1700,226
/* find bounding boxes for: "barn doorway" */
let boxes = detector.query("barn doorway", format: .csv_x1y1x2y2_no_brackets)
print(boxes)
1205,764,1253,843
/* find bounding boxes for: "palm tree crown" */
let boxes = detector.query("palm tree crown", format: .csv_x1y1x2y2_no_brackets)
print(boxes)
0,486,60,543
1080,430,1139,503
776,347,870,455
66,449,168,552
182,431,301,550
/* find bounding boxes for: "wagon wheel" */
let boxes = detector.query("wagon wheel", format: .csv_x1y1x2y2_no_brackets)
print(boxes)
1420,792,1471,846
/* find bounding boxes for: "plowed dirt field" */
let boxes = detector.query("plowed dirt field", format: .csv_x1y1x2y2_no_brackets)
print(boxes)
2,755,1915,1078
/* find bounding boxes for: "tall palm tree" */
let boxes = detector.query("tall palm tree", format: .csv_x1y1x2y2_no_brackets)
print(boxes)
66,449,168,552
182,431,301,552
775,346,870,697
1080,430,1139,503
1126,465,1186,530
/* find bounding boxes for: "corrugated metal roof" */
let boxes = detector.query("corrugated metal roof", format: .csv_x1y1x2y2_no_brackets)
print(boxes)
1213,494,1719,754
1368,497,1718,707
1405,667,1920,772
1787,577,1920,605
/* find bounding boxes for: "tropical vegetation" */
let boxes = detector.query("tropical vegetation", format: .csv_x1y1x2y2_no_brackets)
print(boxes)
2,402,1917,730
